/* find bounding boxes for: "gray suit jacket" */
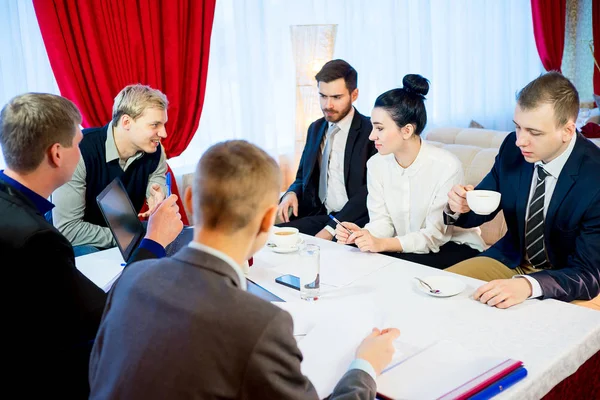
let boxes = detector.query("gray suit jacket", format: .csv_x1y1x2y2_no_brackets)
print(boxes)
89,246,376,399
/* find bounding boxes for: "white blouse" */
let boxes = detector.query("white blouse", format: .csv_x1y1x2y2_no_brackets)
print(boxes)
364,140,485,254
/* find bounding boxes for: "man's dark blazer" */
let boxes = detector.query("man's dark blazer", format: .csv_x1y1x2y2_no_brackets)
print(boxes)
0,180,155,399
450,132,600,302
89,246,376,399
287,108,376,229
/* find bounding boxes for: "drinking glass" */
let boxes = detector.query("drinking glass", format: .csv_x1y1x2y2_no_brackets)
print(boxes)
298,244,320,301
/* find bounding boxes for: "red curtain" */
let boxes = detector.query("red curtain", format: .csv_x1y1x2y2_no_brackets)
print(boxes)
593,0,600,97
531,0,566,72
33,0,217,225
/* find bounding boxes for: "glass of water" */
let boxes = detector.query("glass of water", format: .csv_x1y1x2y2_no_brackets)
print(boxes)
298,244,320,301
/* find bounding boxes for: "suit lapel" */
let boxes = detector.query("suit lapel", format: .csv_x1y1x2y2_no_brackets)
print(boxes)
344,110,362,184
172,246,242,288
516,161,534,252
544,136,583,234
306,121,329,182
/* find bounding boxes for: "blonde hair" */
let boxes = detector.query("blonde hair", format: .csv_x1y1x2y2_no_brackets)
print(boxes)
193,140,281,233
112,84,168,126
0,93,81,172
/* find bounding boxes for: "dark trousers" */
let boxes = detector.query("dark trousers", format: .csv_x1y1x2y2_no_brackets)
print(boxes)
382,241,481,270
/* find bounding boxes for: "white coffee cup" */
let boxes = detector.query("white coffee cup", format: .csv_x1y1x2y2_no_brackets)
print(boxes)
271,227,300,248
466,190,501,215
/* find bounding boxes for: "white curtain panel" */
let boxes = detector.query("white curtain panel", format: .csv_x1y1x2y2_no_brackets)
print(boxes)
0,0,60,169
173,0,543,168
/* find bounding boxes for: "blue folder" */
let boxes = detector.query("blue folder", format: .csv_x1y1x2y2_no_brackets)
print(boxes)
469,366,528,400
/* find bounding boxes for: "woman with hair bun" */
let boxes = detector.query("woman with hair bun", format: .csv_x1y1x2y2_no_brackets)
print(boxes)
335,74,485,268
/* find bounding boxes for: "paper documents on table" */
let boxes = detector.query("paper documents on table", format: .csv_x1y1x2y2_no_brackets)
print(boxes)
286,299,386,398
272,297,382,337
272,301,332,336
377,340,524,400
76,258,124,292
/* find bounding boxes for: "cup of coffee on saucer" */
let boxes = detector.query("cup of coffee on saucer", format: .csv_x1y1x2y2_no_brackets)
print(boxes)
466,190,501,215
269,227,301,253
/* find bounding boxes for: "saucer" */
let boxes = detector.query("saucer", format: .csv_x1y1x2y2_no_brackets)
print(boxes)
267,238,304,254
415,275,466,297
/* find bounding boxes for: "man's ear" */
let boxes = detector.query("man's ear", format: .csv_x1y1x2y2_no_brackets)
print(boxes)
184,186,193,220
562,120,576,143
47,143,62,168
260,205,278,234
351,88,359,103
120,115,132,130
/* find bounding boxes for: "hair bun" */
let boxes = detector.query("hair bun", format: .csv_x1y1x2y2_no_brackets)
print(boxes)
402,74,429,97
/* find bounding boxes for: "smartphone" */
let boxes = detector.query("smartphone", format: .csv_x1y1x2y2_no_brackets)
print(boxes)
275,274,301,291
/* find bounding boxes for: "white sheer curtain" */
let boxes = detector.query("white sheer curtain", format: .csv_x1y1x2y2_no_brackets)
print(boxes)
172,0,543,169
0,0,59,169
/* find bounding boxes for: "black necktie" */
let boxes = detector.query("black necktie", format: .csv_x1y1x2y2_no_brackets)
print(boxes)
525,166,549,268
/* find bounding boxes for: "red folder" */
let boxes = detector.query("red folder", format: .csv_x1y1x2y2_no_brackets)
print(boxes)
438,359,523,400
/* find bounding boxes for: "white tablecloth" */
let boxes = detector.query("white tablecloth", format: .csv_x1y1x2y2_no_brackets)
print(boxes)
249,235,600,399
77,235,600,399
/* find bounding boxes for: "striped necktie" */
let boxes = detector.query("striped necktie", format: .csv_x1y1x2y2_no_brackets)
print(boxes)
525,165,549,268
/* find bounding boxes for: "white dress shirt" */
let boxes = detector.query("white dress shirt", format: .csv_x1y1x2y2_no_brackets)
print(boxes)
364,140,485,253
323,107,354,214
518,133,577,298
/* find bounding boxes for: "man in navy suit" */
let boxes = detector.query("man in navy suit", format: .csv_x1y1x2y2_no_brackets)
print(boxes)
277,59,376,239
444,72,600,310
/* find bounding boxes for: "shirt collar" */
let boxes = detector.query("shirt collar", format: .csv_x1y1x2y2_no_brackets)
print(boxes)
187,241,247,290
329,106,355,135
535,133,577,179
394,138,427,176
0,170,54,215
105,121,144,164
105,121,120,163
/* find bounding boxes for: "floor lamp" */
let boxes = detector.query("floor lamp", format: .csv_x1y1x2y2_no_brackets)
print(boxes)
285,24,337,187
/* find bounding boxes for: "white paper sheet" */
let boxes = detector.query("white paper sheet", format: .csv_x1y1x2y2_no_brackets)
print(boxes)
272,301,328,336
76,257,124,292
296,299,385,398
272,297,382,336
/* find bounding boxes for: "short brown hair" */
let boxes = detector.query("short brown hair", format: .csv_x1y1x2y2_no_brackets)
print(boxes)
193,140,281,232
516,71,579,127
0,93,82,172
315,59,358,93
112,84,168,126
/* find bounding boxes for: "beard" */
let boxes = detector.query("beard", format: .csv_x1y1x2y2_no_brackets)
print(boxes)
323,101,353,123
